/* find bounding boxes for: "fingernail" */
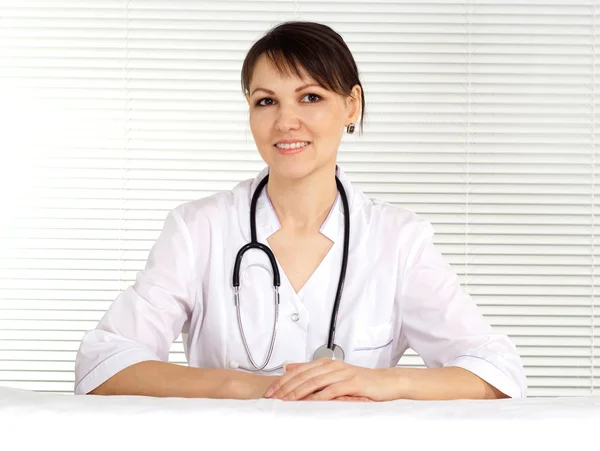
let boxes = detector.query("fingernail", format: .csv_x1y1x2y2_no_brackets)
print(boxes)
265,388,273,398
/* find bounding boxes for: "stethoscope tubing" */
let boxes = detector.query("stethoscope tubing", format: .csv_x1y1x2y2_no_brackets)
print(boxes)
232,172,349,371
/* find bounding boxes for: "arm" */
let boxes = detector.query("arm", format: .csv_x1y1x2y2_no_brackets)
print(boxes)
265,225,526,403
264,359,505,402
75,208,270,398
90,360,277,399
396,227,527,399
380,366,508,400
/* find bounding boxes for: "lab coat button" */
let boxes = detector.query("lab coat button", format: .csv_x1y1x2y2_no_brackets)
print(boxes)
291,313,300,322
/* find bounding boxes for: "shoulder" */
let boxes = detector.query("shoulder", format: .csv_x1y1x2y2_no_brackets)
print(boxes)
354,189,434,245
351,189,436,274
168,177,253,229
156,177,254,270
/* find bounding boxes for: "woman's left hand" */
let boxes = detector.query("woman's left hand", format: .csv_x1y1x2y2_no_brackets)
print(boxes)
264,358,395,401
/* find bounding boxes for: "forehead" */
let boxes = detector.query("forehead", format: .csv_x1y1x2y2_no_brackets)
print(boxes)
250,53,316,87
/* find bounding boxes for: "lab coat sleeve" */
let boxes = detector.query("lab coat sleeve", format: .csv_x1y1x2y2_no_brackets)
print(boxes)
74,208,195,395
399,227,527,399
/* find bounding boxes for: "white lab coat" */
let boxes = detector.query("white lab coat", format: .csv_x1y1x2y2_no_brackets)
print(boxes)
74,165,527,398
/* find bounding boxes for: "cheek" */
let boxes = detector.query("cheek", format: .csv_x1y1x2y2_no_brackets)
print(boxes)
249,112,269,139
310,106,343,129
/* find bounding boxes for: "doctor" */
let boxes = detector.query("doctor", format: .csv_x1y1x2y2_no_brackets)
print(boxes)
74,20,527,401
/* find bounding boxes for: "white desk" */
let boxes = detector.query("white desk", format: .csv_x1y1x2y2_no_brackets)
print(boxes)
1,386,598,451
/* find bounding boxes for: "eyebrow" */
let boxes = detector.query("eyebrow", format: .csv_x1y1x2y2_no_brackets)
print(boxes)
250,83,322,97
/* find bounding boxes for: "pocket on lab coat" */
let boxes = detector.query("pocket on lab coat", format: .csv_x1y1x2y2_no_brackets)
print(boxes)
348,322,394,368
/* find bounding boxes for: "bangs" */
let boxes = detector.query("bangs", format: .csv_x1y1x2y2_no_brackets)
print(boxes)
262,48,346,97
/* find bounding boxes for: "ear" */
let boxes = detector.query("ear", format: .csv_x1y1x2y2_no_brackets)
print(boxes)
345,84,362,124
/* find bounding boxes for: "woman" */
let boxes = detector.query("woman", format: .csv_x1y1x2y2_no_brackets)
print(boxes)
74,21,526,401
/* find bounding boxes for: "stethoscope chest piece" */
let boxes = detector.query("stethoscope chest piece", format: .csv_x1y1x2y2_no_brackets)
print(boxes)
313,344,345,362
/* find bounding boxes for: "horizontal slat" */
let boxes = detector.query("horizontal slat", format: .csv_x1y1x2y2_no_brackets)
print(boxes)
2,24,595,40
2,10,596,25
4,41,599,56
0,2,595,15
0,360,75,371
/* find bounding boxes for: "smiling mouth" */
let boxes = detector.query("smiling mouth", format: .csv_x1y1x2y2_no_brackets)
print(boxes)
274,142,311,154
274,141,311,149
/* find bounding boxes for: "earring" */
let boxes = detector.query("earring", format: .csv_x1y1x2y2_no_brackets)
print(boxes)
346,123,355,134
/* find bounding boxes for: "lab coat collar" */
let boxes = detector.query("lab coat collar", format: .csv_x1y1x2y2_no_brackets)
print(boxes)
248,165,355,244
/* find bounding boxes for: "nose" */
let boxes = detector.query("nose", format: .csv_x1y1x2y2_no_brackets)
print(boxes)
274,103,301,132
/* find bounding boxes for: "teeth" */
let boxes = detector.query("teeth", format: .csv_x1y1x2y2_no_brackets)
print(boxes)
275,141,309,149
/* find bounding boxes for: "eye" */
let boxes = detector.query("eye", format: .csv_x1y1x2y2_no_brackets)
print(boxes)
255,93,322,107
256,97,274,106
302,93,321,103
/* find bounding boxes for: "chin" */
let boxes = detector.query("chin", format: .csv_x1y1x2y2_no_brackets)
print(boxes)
267,160,316,181
259,145,334,181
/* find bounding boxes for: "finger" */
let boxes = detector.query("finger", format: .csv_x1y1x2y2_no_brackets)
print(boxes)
266,362,315,397
274,363,339,400
332,396,372,402
284,362,302,372
264,362,304,397
304,381,354,402
264,361,303,396
282,368,350,401
333,396,358,401
266,359,331,398
274,362,344,400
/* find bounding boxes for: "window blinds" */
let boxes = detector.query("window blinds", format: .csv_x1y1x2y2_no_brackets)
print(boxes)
0,0,598,397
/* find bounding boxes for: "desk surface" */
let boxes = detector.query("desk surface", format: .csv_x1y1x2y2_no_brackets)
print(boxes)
1,386,599,451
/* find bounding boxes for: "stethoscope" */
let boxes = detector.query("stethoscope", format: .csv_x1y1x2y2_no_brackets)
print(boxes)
229,172,350,372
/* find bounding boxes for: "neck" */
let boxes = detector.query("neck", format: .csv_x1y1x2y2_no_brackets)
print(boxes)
266,165,338,233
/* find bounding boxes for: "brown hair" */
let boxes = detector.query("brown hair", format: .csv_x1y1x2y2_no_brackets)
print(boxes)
241,21,366,136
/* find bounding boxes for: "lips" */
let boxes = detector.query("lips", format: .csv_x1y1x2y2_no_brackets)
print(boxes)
274,140,311,147
274,142,311,155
